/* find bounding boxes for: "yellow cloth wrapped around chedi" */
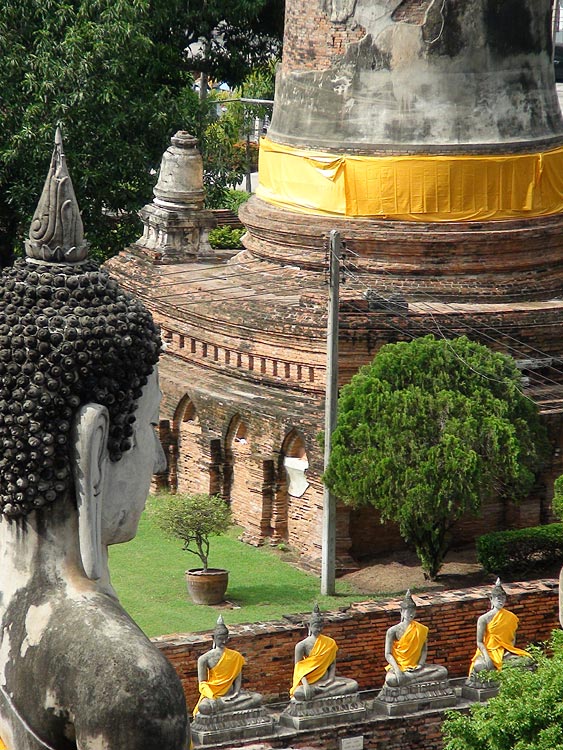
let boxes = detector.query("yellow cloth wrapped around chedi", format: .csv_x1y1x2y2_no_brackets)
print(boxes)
385,621,428,673
290,633,338,697
193,648,245,716
469,608,531,673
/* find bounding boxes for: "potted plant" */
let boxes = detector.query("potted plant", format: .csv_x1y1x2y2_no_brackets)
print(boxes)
150,492,232,605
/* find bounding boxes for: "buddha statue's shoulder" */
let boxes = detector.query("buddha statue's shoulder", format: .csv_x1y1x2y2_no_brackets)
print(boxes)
3,596,188,749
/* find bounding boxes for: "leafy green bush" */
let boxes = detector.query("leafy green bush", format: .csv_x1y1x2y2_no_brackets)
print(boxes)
552,473,563,520
208,226,245,249
148,492,231,571
476,523,563,574
443,632,563,750
223,189,251,213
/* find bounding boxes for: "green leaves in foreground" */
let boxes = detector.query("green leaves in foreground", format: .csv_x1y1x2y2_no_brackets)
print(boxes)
324,335,549,580
443,632,563,750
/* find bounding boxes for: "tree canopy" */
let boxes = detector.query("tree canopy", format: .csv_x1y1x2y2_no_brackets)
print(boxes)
182,0,284,86
323,335,549,579
0,0,284,263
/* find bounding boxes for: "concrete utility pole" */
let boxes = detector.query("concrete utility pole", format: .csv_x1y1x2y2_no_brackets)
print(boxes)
321,230,342,596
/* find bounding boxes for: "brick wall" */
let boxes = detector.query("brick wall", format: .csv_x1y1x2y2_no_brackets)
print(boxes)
154,350,563,572
281,0,365,73
154,580,558,713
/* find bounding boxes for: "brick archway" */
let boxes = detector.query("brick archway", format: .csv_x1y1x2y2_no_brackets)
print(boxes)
224,415,252,528
273,429,309,545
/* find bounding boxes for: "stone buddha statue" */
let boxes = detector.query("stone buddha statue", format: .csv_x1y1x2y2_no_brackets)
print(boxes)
0,130,189,749
374,591,455,715
468,578,532,679
193,616,262,717
383,590,448,687
289,605,358,702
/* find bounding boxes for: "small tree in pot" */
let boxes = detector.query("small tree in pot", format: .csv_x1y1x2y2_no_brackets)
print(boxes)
150,492,232,605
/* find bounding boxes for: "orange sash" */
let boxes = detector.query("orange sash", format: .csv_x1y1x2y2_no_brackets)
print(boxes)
290,634,338,697
385,621,428,672
193,648,245,717
469,608,531,673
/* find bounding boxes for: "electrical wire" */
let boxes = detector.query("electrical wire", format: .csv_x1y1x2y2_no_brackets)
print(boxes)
336,250,563,402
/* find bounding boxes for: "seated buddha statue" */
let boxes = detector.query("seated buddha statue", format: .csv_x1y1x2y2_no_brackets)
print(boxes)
0,130,189,750
384,590,448,687
290,605,359,701
193,616,262,716
468,579,532,678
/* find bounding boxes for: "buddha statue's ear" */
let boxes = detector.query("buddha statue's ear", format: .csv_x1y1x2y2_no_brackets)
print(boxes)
71,403,110,580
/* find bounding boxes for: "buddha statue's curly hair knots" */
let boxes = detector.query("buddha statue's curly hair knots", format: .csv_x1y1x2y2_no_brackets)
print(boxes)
0,259,161,518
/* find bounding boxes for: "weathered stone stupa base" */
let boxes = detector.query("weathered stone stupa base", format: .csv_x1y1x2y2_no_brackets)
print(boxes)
372,679,457,717
279,693,367,730
191,706,276,745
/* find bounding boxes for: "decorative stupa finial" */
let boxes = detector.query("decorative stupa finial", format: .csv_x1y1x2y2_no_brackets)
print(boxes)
25,126,89,264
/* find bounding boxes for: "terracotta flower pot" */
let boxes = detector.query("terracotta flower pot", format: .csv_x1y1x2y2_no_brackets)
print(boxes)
185,568,229,605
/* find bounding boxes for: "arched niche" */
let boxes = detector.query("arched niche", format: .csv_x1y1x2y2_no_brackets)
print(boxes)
173,394,206,495
271,429,310,544
224,414,252,527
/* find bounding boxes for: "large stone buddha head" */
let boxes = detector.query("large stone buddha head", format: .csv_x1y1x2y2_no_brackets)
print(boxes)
0,128,163,578
0,130,189,750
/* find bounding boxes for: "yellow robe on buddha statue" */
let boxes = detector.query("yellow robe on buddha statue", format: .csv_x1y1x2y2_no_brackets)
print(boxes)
469,608,531,674
290,633,338,697
0,737,6,749
386,621,428,672
193,648,245,717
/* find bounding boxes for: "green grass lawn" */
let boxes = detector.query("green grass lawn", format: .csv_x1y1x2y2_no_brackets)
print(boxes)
109,499,367,637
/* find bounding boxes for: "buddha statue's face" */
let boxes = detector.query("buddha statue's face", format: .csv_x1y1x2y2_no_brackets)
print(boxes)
401,605,416,623
102,369,166,545
309,621,323,638
490,593,507,610
213,630,229,649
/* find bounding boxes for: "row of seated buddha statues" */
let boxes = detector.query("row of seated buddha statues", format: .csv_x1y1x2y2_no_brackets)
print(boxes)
191,582,534,743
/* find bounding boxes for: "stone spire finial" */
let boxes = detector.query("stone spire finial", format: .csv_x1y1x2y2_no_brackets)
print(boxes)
400,589,416,610
213,614,229,637
25,126,89,264
309,603,323,626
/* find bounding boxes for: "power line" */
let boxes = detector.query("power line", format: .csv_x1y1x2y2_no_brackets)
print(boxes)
337,252,563,400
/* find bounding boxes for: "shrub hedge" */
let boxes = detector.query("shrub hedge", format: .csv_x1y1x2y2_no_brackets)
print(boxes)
477,523,563,574
208,226,245,249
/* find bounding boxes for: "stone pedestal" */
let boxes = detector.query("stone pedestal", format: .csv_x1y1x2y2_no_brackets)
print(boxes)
372,679,457,717
191,706,275,746
135,202,216,262
279,693,367,730
461,673,500,702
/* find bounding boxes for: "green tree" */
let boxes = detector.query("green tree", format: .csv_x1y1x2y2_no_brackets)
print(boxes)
323,335,549,580
443,632,563,750
0,0,202,263
183,0,284,91
149,492,232,572
201,61,276,206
